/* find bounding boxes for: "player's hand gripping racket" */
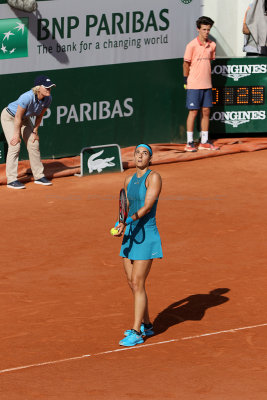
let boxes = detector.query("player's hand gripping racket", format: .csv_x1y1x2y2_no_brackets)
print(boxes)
119,188,128,224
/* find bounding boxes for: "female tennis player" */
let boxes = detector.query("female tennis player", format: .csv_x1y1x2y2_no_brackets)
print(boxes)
115,143,163,347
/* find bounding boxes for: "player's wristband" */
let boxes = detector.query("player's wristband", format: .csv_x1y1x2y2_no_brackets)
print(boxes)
125,217,134,225
183,76,187,84
114,221,119,227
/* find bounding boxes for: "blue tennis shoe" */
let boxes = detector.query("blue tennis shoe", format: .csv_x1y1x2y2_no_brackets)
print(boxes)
124,323,154,337
119,330,144,347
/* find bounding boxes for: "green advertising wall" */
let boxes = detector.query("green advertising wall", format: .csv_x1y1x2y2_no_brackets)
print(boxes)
1,56,267,162
0,58,187,160
3,2,265,164
0,0,203,162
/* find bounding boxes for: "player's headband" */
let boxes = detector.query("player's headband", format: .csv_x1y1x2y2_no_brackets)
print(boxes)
136,144,152,156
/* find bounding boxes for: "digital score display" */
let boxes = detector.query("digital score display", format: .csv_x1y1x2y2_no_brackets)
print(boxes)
212,86,265,106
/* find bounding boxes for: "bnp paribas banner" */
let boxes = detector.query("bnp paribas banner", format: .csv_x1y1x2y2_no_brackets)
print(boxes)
0,0,200,73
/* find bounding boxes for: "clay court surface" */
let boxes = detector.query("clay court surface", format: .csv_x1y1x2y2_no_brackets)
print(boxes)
1,150,267,399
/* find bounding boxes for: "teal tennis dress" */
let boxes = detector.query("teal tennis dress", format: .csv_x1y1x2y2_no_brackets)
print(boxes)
120,169,163,260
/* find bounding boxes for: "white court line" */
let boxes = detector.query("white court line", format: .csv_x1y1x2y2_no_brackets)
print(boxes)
1,322,267,375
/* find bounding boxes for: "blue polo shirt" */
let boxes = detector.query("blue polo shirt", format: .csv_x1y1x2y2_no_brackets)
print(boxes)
8,90,52,117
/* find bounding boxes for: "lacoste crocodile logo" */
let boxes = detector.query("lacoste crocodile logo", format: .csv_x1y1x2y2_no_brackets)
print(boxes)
87,150,115,173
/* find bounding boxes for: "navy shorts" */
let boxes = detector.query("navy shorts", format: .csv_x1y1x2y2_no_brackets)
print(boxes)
186,88,213,110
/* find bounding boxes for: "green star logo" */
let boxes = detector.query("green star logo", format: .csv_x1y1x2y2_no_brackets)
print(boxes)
181,0,192,4
0,18,28,60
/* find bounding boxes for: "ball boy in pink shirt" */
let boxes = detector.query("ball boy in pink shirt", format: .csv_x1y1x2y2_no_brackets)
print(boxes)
183,16,219,152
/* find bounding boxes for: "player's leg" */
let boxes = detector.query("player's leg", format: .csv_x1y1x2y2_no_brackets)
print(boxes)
131,259,153,332
120,259,153,346
0,108,24,188
123,257,134,290
123,257,151,324
122,257,153,338
122,258,136,338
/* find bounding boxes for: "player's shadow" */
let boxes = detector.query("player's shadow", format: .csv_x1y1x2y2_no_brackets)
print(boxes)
152,288,230,337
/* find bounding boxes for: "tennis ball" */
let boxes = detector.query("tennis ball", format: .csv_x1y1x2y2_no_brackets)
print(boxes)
110,227,119,236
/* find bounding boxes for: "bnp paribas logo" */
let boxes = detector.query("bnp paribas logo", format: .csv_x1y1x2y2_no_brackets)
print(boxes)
0,18,28,60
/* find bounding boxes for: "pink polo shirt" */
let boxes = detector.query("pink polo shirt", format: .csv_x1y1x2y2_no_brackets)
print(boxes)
184,37,216,89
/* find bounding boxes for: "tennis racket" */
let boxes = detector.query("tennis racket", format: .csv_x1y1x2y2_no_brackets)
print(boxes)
119,188,128,223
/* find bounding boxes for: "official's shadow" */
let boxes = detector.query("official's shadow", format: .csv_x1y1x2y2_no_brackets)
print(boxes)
152,288,230,337
28,160,78,174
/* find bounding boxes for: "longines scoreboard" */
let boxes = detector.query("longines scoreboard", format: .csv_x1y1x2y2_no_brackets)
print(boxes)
212,86,264,106
210,58,267,133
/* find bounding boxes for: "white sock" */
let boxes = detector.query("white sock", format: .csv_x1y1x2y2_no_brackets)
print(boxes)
201,131,208,144
187,132,193,143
